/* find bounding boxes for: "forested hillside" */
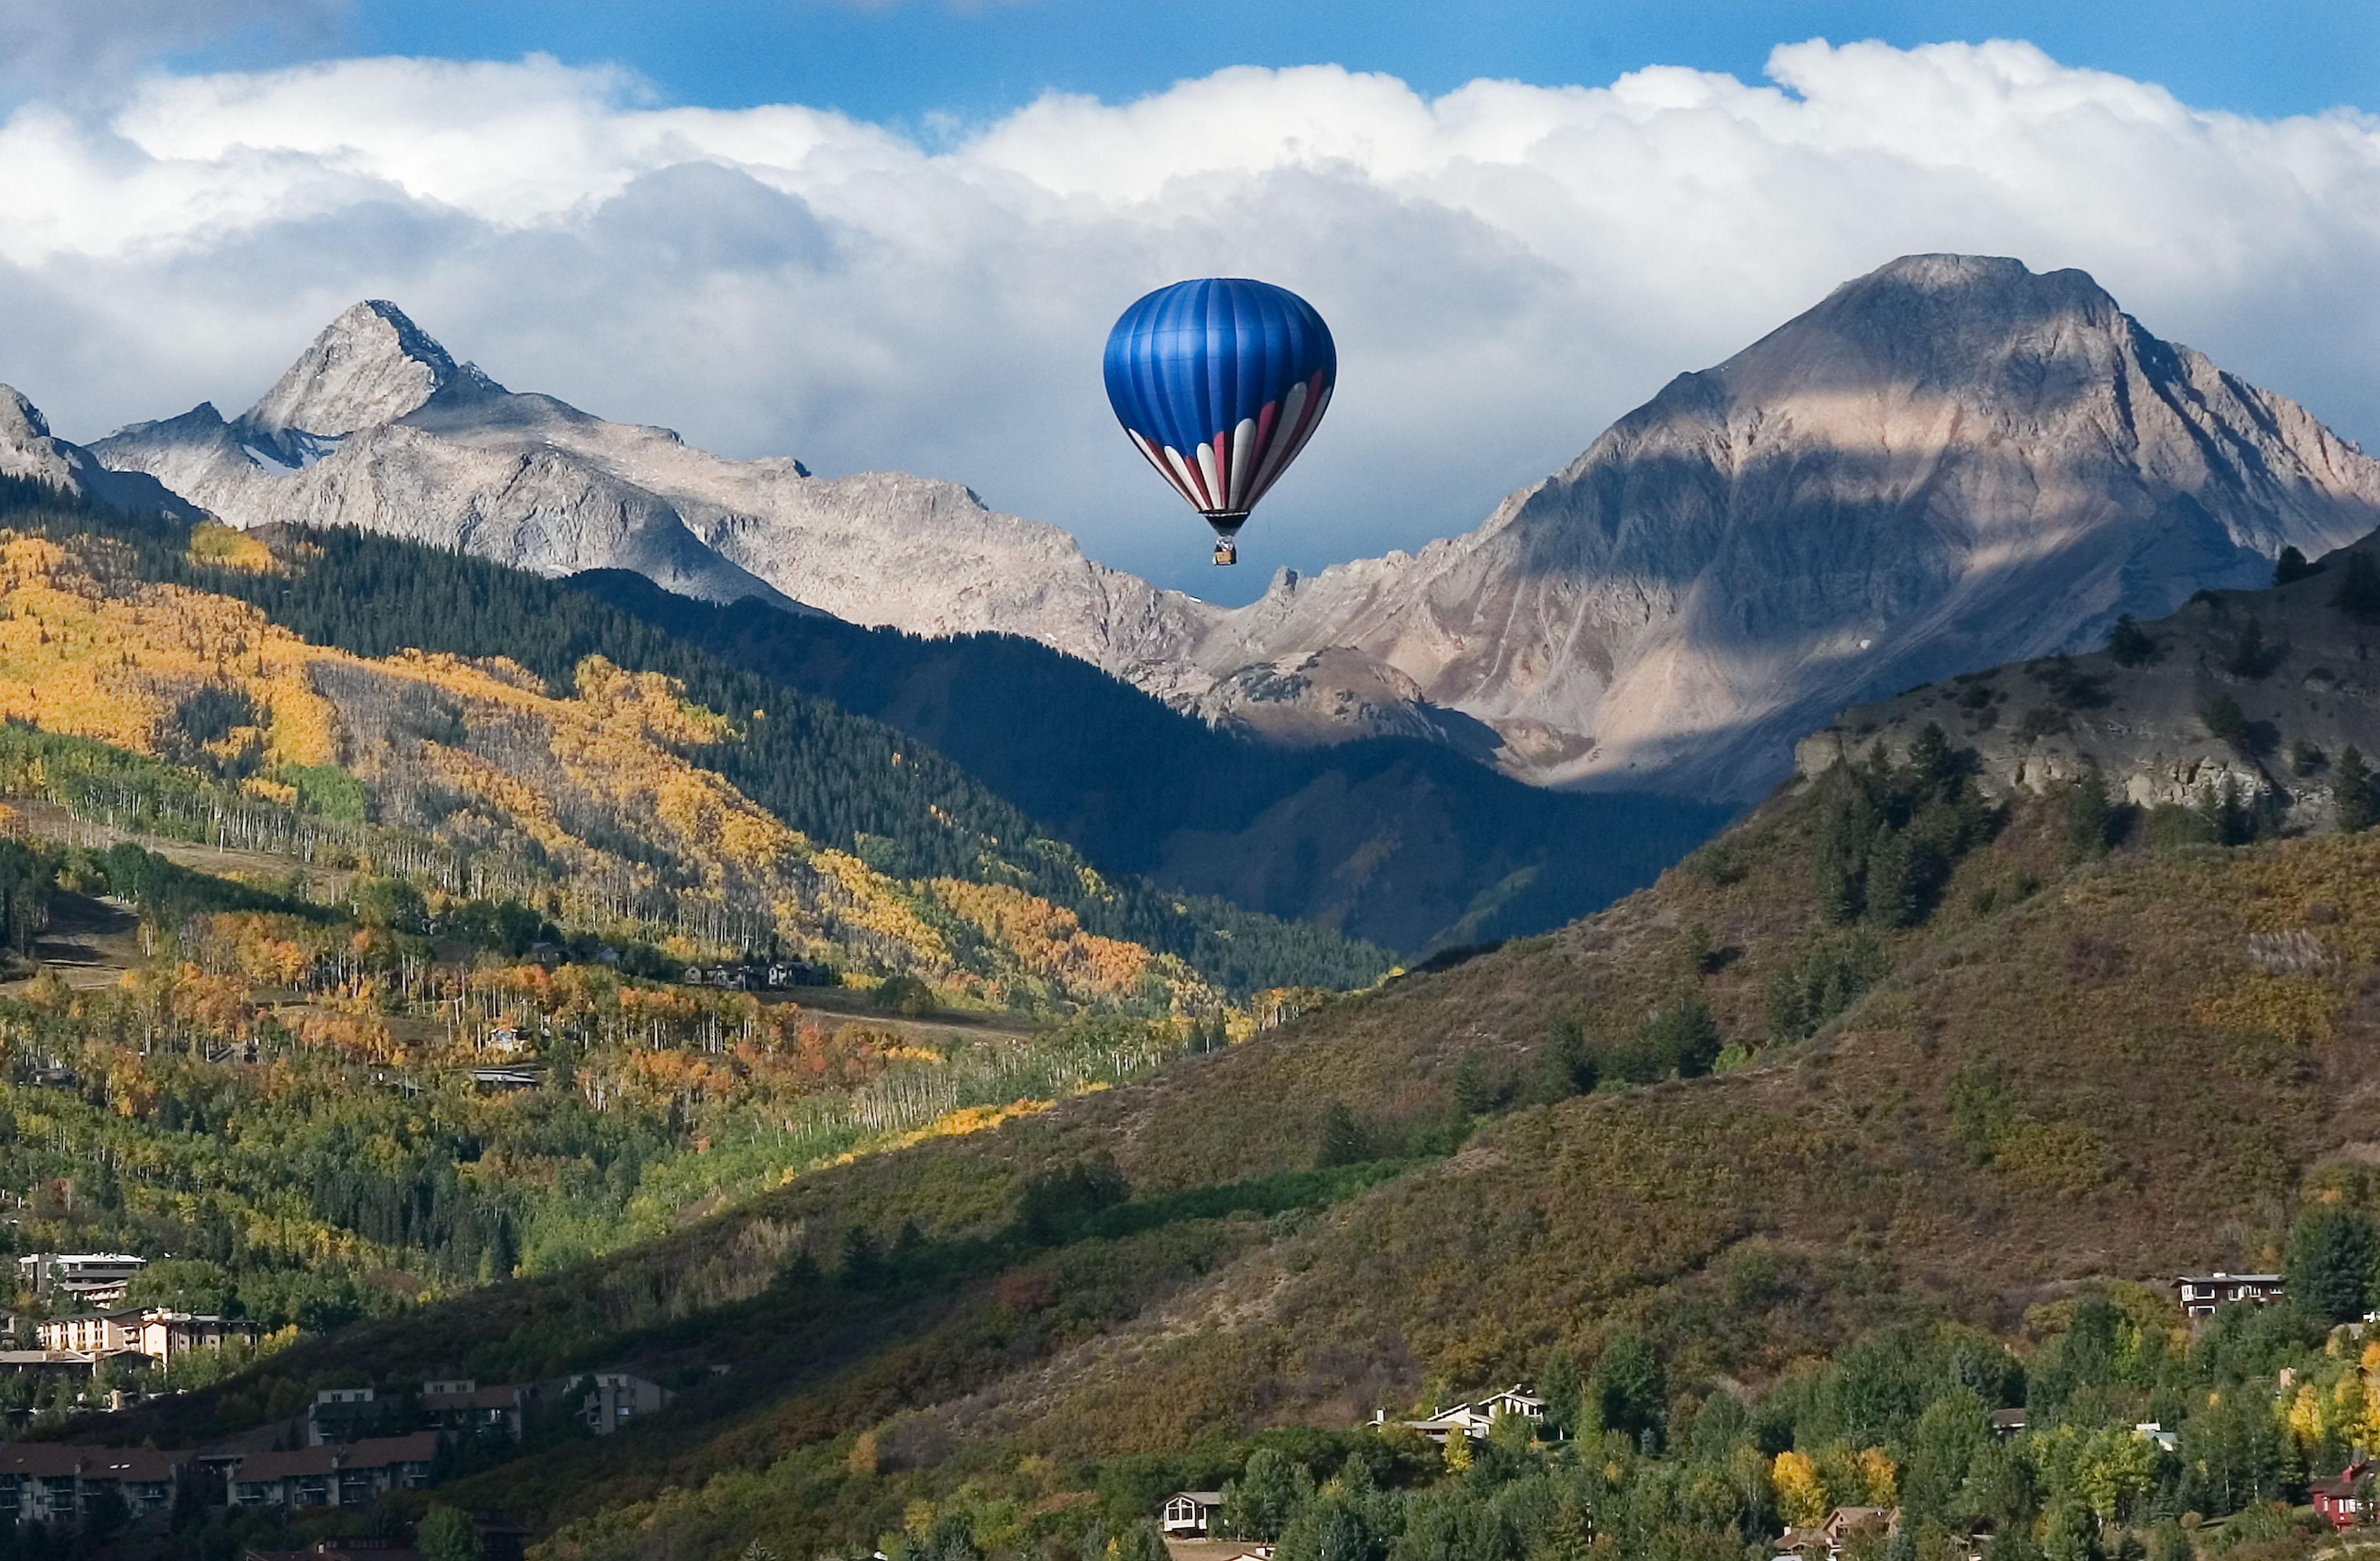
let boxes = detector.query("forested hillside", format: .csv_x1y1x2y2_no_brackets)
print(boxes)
0,828,1211,1395
572,572,1731,952
0,476,1389,1000
80,647,2380,1561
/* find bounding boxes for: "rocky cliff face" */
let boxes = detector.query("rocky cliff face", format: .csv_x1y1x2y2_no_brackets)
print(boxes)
79,258,2380,800
1797,532,2380,830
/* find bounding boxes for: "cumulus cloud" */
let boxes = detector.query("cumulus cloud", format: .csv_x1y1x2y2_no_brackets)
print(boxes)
0,0,347,98
3,41,2380,596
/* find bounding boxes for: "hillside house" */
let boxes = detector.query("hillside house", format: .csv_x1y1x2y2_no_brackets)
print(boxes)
242,1539,425,1561
228,1433,438,1509
579,1371,673,1434
2173,1273,2284,1318
36,1308,143,1354
1481,1386,1546,1422
1373,1383,1546,1444
1160,1491,1224,1536
308,1386,401,1445
17,1252,145,1308
421,1379,537,1441
1777,1506,1900,1559
1989,1409,2026,1436
2313,1461,2372,1529
0,1444,188,1527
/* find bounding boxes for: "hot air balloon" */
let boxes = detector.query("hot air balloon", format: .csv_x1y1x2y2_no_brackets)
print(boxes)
1102,278,1336,565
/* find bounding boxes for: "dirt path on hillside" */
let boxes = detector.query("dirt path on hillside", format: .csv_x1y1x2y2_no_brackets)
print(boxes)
12,889,147,991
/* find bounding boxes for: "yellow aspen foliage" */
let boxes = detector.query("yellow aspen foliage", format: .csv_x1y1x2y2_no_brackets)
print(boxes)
1443,1430,1472,1474
2285,1383,2326,1455
2332,1373,2380,1453
1857,1447,1898,1508
187,522,277,573
0,529,1188,993
1773,1451,1827,1526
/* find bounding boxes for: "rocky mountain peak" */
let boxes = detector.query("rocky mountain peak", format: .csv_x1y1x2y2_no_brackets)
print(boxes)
0,383,197,518
1696,252,2124,411
238,300,503,462
0,385,52,446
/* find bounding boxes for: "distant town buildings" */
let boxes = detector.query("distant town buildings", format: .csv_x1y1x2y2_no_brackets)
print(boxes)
420,1378,536,1441
0,1358,693,1531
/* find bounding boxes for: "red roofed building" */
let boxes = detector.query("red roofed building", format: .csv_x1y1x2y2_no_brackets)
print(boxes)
2313,1461,2372,1530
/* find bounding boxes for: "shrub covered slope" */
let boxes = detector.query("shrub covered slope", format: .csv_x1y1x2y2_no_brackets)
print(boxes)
81,651,2380,1561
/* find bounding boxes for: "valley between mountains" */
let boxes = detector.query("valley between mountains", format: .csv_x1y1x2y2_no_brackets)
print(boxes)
2,249,2380,1561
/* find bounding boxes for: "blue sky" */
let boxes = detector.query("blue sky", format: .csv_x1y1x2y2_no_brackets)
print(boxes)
193,0,2379,125
7,1,2380,600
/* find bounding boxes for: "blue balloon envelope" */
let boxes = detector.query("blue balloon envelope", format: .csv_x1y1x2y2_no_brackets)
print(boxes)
1102,278,1336,565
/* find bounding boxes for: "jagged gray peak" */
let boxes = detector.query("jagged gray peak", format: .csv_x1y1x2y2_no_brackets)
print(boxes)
0,383,198,519
238,300,503,465
90,307,1216,659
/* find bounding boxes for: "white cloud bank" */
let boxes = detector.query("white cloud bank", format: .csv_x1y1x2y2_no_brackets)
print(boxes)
3,41,2380,595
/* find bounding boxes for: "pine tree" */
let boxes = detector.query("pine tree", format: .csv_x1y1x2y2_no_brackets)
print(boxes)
2225,616,2270,679
1662,994,1724,1079
1593,1330,1666,1443
2201,694,2250,755
2065,770,2114,861
1864,827,1919,929
1538,1349,1583,1439
1316,1101,1370,1168
2106,614,2160,667
2338,747,2375,832
2336,552,2380,624
1904,723,1956,795
2274,546,2316,587
1529,1019,1596,1104
2286,1204,2379,1324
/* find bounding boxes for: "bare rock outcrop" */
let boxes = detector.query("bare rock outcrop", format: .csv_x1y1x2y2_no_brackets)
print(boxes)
1798,530,2380,831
